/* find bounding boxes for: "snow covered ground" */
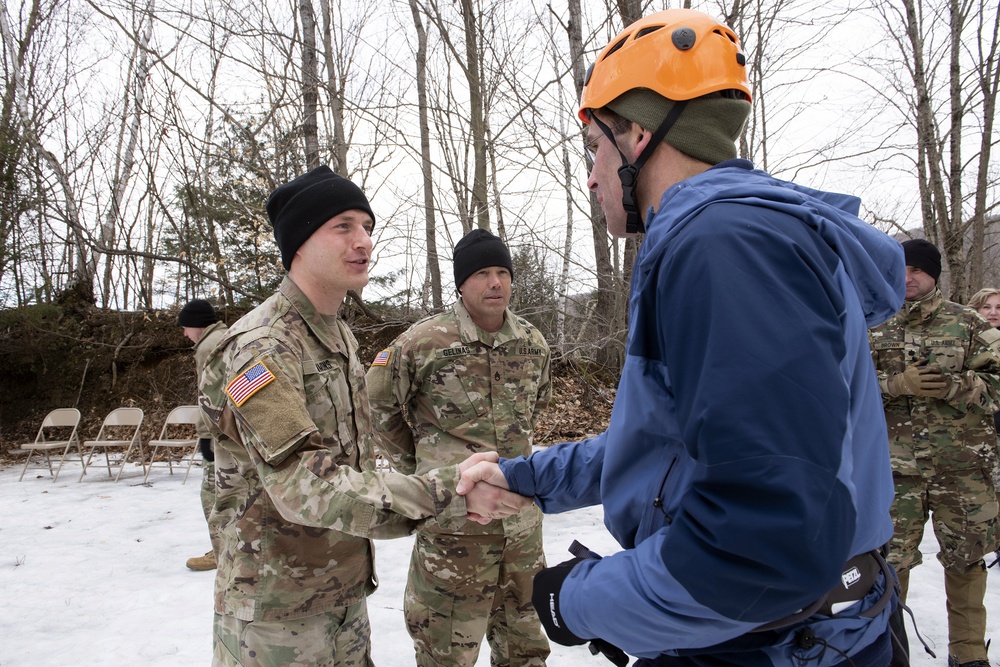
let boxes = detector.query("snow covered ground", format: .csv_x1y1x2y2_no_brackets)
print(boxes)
1,460,997,666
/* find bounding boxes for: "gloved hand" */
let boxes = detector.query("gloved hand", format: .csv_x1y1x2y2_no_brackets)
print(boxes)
920,367,954,399
198,437,214,462
589,638,630,666
886,363,951,398
532,557,586,646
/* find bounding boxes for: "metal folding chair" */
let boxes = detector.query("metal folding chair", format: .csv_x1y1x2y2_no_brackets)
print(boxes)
79,407,145,482
143,405,201,483
17,408,82,482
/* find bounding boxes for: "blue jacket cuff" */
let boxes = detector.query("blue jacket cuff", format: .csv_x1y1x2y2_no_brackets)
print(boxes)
499,456,536,497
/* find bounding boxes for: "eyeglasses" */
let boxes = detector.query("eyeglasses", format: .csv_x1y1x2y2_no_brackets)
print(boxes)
584,133,607,162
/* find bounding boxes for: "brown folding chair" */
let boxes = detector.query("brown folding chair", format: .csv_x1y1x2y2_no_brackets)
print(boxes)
143,406,201,483
79,407,145,482
17,408,82,482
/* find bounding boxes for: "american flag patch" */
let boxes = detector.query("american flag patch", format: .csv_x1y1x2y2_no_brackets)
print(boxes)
371,349,392,367
226,362,276,406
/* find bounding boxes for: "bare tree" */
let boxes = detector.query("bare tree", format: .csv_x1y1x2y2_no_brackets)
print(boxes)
420,0,491,233
1,0,93,300
408,0,443,309
863,0,999,301
569,0,624,368
99,0,155,307
299,0,321,169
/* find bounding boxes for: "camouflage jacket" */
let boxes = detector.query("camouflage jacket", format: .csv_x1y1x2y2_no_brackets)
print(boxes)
366,300,550,536
199,277,467,622
193,321,228,440
869,288,1000,475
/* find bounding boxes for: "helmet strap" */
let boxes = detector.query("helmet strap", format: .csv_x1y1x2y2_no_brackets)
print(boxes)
591,101,688,235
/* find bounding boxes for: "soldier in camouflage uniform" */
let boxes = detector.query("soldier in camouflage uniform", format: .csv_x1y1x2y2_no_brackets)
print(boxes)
968,287,1000,509
199,166,530,667
177,298,229,572
366,228,551,667
869,239,1000,667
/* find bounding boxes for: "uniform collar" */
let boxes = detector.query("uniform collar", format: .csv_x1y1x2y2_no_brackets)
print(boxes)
279,276,349,356
193,320,227,351
903,287,943,323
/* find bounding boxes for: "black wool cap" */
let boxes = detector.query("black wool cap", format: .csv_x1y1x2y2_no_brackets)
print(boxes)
453,228,514,290
902,238,941,283
266,165,375,270
177,299,217,328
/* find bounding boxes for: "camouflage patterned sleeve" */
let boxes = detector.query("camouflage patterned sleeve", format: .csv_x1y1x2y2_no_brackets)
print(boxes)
262,443,467,538
532,347,552,428
226,345,468,538
193,334,216,440
365,344,419,474
941,325,1000,413
869,326,898,401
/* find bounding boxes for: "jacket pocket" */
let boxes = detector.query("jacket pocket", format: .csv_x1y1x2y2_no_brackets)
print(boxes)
637,453,680,539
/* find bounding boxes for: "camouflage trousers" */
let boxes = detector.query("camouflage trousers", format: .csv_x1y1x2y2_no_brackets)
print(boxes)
213,602,374,667
404,526,550,667
201,460,222,556
888,467,999,572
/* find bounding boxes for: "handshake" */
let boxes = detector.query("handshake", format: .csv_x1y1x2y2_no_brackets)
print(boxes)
886,361,954,399
455,452,530,524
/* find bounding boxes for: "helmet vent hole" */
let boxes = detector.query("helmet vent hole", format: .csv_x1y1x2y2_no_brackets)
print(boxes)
671,27,696,50
635,25,663,39
713,28,738,44
603,36,629,59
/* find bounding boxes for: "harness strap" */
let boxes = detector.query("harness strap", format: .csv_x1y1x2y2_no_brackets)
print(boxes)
589,101,687,235
753,550,891,633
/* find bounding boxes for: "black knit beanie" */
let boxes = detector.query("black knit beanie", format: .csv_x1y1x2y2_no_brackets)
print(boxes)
267,165,375,270
902,239,941,283
453,229,514,290
177,299,217,328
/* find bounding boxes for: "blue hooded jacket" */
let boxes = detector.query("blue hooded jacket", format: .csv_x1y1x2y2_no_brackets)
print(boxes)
500,160,905,663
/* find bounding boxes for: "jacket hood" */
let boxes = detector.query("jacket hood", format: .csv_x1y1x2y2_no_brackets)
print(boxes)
646,159,905,327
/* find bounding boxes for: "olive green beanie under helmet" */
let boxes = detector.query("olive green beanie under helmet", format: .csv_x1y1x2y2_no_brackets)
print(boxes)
607,88,751,165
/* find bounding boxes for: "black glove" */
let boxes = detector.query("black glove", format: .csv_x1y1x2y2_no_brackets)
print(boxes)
532,557,587,646
589,638,630,666
198,438,214,462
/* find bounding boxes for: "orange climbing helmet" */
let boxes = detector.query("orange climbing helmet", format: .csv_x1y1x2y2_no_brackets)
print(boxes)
579,9,752,123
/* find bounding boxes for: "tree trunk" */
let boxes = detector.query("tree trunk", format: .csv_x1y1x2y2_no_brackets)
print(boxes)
409,0,442,309
567,0,619,368
0,11,93,301
458,0,489,231
318,0,348,174
299,0,320,170
102,0,155,308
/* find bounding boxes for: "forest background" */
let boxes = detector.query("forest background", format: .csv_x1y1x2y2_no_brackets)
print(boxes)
0,0,997,448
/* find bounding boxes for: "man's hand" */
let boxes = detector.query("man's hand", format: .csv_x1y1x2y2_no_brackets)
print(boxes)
917,365,954,398
887,362,951,397
456,453,529,524
457,455,510,493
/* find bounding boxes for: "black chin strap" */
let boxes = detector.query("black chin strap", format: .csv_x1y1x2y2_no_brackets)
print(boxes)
591,100,688,234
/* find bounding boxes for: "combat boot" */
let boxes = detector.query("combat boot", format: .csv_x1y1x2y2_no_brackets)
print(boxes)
944,561,989,665
186,550,217,571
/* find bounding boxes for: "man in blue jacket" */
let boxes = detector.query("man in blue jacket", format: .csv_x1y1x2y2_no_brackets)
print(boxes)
457,9,907,667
